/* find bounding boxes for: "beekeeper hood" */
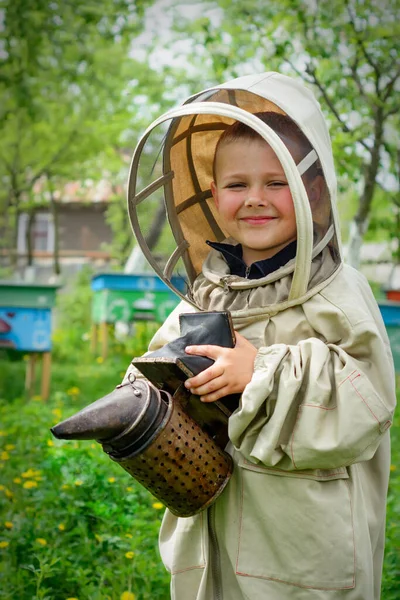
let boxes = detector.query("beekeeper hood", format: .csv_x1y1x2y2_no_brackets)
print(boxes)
127,72,342,309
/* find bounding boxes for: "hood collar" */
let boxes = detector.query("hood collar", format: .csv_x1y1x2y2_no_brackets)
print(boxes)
206,240,297,280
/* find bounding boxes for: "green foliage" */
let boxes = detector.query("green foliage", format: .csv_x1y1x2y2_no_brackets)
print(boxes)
51,266,160,365
0,352,399,598
0,0,165,269
0,359,169,599
161,0,400,248
383,400,400,600
52,267,95,363
104,194,135,267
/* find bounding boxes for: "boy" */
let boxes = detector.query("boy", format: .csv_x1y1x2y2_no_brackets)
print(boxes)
126,73,396,599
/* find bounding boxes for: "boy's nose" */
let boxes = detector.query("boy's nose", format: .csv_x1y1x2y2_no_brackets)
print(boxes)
244,191,267,207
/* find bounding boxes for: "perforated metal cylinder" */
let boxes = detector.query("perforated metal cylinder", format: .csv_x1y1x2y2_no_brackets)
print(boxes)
110,393,233,517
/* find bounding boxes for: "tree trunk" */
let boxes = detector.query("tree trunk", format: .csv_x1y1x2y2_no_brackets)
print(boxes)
9,190,21,270
346,217,369,269
26,209,35,268
48,177,61,275
124,199,166,274
346,108,384,269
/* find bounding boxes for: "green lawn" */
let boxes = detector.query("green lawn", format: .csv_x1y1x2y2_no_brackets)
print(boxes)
0,354,399,599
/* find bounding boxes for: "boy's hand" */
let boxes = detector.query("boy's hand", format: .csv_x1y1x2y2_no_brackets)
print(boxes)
184,331,257,402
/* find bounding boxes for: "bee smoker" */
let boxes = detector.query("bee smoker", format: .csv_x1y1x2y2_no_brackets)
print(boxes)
51,311,238,518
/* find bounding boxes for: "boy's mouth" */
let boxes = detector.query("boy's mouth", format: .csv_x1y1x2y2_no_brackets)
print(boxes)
240,216,276,225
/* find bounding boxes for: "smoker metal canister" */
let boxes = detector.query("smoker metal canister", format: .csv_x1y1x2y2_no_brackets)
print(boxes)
105,384,233,518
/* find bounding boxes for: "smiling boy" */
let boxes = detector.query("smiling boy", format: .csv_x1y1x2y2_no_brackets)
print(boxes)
125,73,396,600
184,112,324,402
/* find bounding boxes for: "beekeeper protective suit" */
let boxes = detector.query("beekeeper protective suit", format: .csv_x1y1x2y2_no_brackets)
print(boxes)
126,72,396,599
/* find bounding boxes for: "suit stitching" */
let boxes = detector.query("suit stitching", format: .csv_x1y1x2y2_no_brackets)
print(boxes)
241,457,346,478
170,512,207,575
349,379,380,424
235,462,356,590
235,571,354,590
172,564,206,574
300,403,337,410
338,369,358,388
350,373,361,383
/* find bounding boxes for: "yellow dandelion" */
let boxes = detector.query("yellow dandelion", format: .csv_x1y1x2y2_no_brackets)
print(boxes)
35,538,47,546
47,440,54,447
4,522,13,529
96,356,104,364
121,592,135,600
95,534,102,543
1,452,10,461
125,551,135,559
90,444,96,449
125,533,133,539
67,387,80,396
23,480,38,489
66,598,79,600
152,502,164,510
390,464,396,472
52,408,62,418
5,489,13,498
0,431,7,437
0,485,4,491
58,523,65,531
108,477,115,483
61,484,69,490
22,469,36,478
0,541,9,548
13,478,21,484
74,480,83,486
126,487,133,492
5,444,15,451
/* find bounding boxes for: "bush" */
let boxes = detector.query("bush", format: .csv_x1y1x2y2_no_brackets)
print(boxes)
0,358,169,599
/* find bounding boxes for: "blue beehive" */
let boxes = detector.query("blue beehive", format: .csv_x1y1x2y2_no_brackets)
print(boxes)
378,301,400,372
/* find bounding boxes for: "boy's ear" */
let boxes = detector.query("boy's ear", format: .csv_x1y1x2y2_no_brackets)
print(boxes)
210,181,219,208
308,175,324,206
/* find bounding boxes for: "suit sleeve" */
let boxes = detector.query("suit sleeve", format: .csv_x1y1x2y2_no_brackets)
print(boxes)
229,322,396,471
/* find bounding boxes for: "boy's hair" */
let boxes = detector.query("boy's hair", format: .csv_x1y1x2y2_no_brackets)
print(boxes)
212,111,322,182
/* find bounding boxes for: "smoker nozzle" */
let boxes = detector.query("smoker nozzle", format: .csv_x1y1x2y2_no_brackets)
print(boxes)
50,382,142,442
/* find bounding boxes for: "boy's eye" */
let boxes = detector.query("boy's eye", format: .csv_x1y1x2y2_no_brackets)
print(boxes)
268,181,287,188
226,183,246,189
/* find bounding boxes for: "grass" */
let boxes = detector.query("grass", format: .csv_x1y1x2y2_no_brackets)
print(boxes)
0,353,170,600
0,346,399,599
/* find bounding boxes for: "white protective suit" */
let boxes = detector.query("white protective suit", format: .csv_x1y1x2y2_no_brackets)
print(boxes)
125,72,396,599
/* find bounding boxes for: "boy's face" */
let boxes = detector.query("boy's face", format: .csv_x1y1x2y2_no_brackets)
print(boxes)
211,137,297,266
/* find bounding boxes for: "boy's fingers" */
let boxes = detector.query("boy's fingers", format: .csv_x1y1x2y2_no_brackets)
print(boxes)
200,385,231,403
185,344,225,360
184,365,224,389
186,373,225,396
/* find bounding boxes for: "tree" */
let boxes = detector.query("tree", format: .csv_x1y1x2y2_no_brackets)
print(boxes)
0,0,158,272
154,0,400,268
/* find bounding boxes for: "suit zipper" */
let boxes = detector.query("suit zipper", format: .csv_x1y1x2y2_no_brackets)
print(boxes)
208,505,222,600
245,265,250,278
